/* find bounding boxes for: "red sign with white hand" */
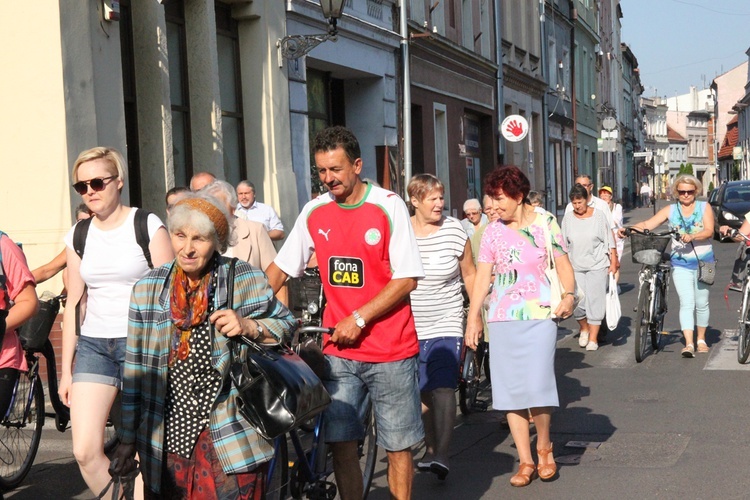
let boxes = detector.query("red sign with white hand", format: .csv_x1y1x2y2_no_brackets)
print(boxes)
500,115,529,142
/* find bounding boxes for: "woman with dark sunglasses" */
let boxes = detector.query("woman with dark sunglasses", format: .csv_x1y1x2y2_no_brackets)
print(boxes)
60,147,173,498
619,174,715,358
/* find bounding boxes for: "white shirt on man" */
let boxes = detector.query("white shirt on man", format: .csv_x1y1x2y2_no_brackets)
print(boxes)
235,201,284,232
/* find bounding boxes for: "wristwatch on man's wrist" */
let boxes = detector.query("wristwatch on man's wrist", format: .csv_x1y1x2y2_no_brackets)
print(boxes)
561,291,576,300
352,310,366,328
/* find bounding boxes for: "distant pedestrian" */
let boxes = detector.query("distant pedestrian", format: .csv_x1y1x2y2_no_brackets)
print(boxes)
598,186,624,286
235,180,285,241
640,182,652,208
165,186,190,213
562,184,617,351
460,198,487,239
189,171,216,191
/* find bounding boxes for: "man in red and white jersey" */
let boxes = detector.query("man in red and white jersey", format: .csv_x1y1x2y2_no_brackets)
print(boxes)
267,126,424,500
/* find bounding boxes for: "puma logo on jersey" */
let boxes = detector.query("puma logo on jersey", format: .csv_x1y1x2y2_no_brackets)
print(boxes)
318,228,331,241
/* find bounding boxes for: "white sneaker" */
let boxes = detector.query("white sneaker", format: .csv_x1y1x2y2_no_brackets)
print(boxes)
586,341,599,351
578,331,589,347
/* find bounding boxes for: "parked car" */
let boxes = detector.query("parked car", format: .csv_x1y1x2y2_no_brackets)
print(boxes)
708,180,750,240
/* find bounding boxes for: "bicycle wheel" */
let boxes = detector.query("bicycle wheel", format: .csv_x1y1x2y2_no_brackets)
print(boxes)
0,372,44,490
634,280,651,363
315,404,378,499
103,420,119,454
104,392,121,454
738,286,750,363
359,406,378,499
458,348,480,415
650,282,664,351
266,437,289,500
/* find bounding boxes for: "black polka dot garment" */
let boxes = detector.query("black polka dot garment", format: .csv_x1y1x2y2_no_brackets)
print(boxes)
165,273,223,458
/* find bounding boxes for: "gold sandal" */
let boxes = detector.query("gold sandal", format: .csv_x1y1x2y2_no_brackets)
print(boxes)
510,463,536,487
537,444,557,480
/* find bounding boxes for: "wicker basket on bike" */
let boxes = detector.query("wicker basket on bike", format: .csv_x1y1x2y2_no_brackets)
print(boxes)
629,230,672,266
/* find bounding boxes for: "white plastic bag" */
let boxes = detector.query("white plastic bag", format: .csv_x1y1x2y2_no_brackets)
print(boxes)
606,273,621,330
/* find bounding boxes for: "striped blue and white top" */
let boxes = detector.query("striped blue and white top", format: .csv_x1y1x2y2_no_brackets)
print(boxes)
410,217,468,340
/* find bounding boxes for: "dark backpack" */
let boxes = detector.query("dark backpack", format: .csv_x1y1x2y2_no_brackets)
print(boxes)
73,208,153,268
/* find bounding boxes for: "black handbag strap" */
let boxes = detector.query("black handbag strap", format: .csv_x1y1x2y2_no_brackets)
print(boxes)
226,257,242,361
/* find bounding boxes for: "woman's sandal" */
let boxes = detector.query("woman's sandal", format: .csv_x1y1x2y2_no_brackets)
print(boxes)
537,445,558,481
510,463,537,487
681,344,695,358
697,340,709,353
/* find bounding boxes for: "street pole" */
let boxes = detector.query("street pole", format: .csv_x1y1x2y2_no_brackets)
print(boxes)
400,0,411,198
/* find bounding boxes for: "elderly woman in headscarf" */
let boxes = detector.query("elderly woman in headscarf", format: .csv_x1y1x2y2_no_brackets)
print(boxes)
111,193,296,499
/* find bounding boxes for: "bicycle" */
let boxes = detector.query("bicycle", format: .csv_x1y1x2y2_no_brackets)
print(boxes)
266,326,378,500
625,227,678,363
724,229,750,363
457,340,489,415
0,293,119,491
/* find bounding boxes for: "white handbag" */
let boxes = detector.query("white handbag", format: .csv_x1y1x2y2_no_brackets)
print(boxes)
543,223,582,318
605,273,621,330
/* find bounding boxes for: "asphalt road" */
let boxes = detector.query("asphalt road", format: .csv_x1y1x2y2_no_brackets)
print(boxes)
9,202,750,500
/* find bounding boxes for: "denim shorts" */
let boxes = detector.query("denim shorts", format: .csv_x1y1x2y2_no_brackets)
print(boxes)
322,355,423,452
72,335,127,388
418,337,462,392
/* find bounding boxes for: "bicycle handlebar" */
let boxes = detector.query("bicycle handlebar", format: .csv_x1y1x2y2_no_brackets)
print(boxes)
624,227,679,238
726,228,750,242
297,326,335,335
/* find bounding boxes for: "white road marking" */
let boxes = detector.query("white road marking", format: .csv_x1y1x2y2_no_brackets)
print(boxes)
704,329,750,371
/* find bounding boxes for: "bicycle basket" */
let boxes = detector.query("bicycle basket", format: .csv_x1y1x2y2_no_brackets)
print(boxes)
18,294,60,351
630,232,672,265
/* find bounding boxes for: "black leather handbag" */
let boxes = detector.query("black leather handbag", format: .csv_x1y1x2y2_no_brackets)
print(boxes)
226,259,331,440
230,338,331,440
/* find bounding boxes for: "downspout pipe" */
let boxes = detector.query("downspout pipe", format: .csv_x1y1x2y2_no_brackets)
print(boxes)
540,0,553,211
569,1,578,178
494,0,505,163
401,0,411,197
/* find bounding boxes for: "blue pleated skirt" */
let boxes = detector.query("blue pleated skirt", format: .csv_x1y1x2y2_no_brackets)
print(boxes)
488,319,559,411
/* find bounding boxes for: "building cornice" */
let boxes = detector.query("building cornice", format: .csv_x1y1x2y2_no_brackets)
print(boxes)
503,65,547,97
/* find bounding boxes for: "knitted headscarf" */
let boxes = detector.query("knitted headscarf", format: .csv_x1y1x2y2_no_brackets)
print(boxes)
174,197,229,248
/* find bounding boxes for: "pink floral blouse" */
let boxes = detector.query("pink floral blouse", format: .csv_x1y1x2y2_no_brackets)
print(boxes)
478,212,567,322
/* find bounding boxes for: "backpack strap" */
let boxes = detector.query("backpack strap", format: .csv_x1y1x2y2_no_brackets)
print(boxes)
73,210,153,269
72,217,93,261
134,209,153,269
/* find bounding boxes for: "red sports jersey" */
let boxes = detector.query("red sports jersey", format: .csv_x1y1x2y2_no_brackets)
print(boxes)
275,183,424,362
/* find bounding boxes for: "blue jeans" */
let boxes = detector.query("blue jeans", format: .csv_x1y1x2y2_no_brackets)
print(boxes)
672,266,710,331
72,336,126,388
322,355,423,452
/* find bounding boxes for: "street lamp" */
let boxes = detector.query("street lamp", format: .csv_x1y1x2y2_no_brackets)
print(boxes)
277,0,345,62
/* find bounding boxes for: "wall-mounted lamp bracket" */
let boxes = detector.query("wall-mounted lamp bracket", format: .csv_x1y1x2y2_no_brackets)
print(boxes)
277,19,339,66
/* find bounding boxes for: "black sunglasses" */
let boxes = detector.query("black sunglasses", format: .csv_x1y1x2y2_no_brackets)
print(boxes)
73,175,118,195
677,189,695,196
